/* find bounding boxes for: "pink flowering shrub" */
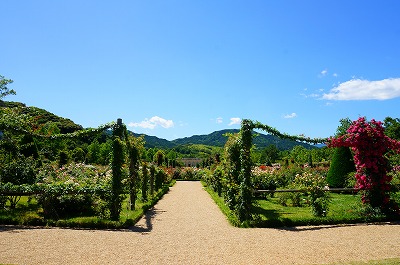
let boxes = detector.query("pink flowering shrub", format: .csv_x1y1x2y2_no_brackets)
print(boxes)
328,117,400,214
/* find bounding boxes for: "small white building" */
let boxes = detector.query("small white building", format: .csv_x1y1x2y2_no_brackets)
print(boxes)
179,158,202,167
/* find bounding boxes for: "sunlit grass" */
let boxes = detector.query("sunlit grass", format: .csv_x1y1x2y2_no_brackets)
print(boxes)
204,184,400,227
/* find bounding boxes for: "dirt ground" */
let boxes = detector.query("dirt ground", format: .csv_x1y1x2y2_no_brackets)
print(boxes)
1,181,399,265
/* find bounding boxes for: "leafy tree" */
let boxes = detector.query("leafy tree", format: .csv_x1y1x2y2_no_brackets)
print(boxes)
98,140,112,165
0,75,16,99
384,117,400,140
72,147,85,162
154,150,165,166
260,144,280,165
145,148,156,162
58,150,69,167
87,140,101,164
290,145,309,164
384,117,400,167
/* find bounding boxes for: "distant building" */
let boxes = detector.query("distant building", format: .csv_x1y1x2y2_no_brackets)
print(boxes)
179,158,202,167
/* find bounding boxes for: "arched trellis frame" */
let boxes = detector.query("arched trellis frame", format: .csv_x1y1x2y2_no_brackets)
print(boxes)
237,119,328,222
0,113,133,220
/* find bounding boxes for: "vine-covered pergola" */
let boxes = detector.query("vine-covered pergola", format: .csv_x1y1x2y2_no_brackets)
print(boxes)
237,119,327,221
0,113,140,221
236,118,400,222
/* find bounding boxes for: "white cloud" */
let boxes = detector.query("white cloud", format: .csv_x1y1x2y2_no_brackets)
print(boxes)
320,69,328,76
216,117,223,124
128,116,174,129
322,78,400,100
333,73,338,77
284,112,297,119
228,117,241,126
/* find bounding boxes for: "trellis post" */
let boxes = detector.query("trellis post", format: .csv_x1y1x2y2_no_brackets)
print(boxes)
237,119,254,222
110,118,125,220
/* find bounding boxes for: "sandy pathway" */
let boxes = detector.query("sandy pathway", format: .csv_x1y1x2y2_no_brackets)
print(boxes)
1,181,400,265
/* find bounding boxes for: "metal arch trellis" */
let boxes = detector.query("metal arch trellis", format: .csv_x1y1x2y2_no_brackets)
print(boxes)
236,119,329,222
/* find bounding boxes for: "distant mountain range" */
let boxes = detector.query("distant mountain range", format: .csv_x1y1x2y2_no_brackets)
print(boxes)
2,101,318,151
133,129,318,150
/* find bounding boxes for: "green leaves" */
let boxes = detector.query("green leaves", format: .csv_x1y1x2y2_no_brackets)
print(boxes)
0,75,16,99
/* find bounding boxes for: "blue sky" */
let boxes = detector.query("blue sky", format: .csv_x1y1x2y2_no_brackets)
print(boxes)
2,1,400,141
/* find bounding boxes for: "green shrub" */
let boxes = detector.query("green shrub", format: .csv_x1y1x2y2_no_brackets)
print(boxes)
0,156,36,185
209,166,223,196
327,147,355,188
251,167,277,190
37,193,96,219
277,192,302,207
35,162,112,219
294,171,330,217
180,167,196,180
275,165,303,188
0,196,7,209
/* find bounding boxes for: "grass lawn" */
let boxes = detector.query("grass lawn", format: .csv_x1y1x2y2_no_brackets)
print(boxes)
254,193,369,227
204,183,400,227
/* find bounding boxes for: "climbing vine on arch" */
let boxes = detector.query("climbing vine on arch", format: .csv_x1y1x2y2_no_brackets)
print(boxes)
235,119,327,222
233,118,400,223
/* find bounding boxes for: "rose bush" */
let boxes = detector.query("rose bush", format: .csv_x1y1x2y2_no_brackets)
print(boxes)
328,117,400,214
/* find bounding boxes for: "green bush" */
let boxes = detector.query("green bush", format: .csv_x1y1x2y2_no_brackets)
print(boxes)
35,162,112,219
327,147,355,188
0,156,37,185
180,167,196,180
274,165,303,188
277,192,301,207
294,171,330,217
208,166,223,196
251,167,277,190
37,193,96,219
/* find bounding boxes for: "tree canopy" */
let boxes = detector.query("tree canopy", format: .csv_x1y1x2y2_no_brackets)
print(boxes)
0,75,16,99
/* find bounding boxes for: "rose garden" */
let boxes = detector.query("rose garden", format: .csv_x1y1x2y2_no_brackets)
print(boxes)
1,103,400,228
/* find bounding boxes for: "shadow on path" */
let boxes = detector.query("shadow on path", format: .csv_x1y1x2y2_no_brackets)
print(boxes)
129,208,166,233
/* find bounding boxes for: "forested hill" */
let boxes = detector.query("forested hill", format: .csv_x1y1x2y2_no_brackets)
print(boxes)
136,129,317,150
1,101,83,133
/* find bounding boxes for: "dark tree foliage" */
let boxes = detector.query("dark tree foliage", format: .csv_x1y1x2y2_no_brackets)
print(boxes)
326,147,355,188
384,117,400,140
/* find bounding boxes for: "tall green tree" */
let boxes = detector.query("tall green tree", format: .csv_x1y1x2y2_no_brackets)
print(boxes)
154,150,165,166
384,117,400,140
260,144,280,165
0,75,16,99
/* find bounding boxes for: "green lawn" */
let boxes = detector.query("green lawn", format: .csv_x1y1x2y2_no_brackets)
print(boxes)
254,193,368,227
204,184,400,227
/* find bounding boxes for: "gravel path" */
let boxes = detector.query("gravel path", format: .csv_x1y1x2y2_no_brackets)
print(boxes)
1,181,400,265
